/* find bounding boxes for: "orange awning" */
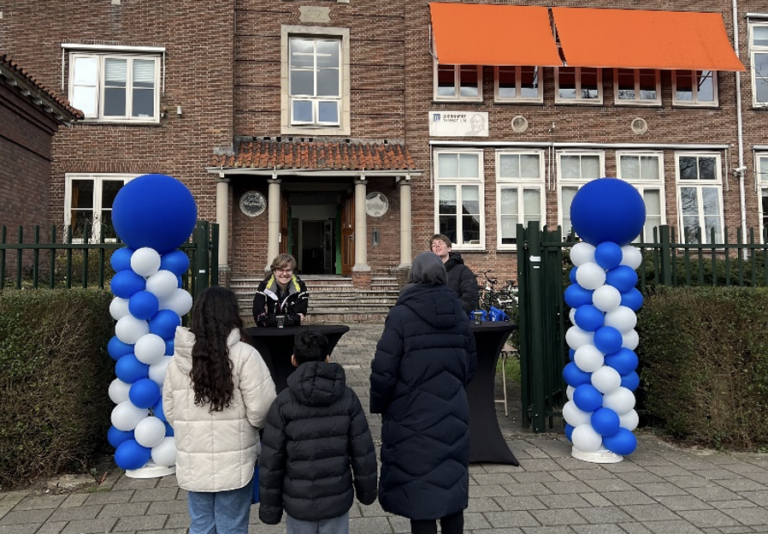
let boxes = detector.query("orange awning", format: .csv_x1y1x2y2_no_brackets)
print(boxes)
552,7,745,71
429,3,562,66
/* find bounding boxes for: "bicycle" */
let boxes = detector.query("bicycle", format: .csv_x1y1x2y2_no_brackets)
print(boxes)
474,270,518,321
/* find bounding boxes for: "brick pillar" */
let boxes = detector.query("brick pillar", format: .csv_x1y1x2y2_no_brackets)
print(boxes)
353,271,372,289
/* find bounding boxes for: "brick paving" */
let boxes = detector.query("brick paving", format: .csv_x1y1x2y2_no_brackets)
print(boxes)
2,324,768,534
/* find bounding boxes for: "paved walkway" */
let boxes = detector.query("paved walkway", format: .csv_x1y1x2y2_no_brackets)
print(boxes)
2,324,768,534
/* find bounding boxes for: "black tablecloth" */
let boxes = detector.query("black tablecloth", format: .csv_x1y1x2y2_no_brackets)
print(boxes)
468,321,519,465
246,325,350,392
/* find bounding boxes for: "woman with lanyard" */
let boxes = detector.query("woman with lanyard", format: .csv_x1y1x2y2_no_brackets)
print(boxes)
252,254,309,327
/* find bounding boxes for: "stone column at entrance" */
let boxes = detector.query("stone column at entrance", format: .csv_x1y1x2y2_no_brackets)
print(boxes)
397,176,412,269
353,176,371,288
216,177,231,285
267,176,281,272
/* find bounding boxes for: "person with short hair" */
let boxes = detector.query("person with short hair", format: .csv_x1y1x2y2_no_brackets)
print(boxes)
429,234,479,315
252,253,309,327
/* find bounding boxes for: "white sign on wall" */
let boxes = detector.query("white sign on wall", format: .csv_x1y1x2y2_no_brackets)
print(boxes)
429,111,489,137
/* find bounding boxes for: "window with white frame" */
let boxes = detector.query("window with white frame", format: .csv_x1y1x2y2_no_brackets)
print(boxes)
750,23,768,107
557,151,605,235
434,64,482,101
556,67,602,104
673,70,718,106
496,150,545,248
495,66,542,103
65,174,137,241
614,69,660,105
675,153,723,244
756,154,768,240
434,150,484,249
616,152,665,242
69,53,160,122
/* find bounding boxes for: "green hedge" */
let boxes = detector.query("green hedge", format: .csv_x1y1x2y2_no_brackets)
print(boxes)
0,289,114,489
637,286,768,450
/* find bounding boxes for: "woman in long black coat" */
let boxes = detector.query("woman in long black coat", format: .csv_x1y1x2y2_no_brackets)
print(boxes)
370,252,477,534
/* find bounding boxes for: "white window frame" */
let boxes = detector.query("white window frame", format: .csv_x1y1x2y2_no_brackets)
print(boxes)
494,66,543,103
672,70,718,107
495,150,545,250
433,149,485,250
614,69,661,106
67,52,161,123
288,37,341,127
674,152,724,244
555,67,603,105
556,151,606,235
64,174,139,242
433,63,483,102
616,152,667,242
755,153,768,241
749,22,768,108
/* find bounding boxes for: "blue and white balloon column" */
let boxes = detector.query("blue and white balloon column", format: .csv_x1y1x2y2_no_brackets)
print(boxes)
562,178,646,463
106,174,197,476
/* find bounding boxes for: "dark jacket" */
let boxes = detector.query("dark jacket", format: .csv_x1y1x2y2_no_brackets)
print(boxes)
252,274,309,327
259,362,378,524
444,252,479,315
370,282,477,520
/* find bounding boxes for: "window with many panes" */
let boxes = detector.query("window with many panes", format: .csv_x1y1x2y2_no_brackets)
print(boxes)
614,69,660,105
68,53,160,123
673,70,717,107
556,67,602,104
557,151,605,235
434,150,484,249
750,22,768,107
675,153,723,244
756,154,768,240
434,64,482,101
616,152,665,241
494,66,542,103
496,150,545,249
65,174,137,241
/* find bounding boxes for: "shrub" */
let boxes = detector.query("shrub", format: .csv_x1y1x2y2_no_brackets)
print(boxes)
0,289,114,489
636,286,768,450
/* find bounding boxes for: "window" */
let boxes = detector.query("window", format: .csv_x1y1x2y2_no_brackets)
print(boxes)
556,67,602,104
614,69,660,105
494,66,542,103
673,70,717,107
65,174,137,241
557,151,605,235
496,151,545,249
675,153,723,244
750,23,768,107
69,53,160,123
434,64,482,101
616,152,666,242
434,150,484,249
756,154,768,240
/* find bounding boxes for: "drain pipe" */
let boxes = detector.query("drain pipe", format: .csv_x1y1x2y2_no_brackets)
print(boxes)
733,0,748,245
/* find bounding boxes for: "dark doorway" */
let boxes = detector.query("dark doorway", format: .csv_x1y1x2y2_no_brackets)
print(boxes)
301,220,334,274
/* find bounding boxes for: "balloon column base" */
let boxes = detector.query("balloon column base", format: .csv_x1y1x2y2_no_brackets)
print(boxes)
572,446,623,464
125,461,176,479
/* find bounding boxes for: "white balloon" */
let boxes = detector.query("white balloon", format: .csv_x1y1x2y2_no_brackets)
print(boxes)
111,401,149,431
145,270,178,299
570,242,596,266
572,424,603,452
562,400,592,427
575,262,607,290
574,344,605,373
134,416,166,448
622,329,640,350
602,387,636,415
592,285,622,313
149,356,172,385
108,378,131,404
569,307,577,325
620,245,643,270
604,306,637,334
619,409,639,431
109,297,131,321
134,333,166,365
151,436,177,467
158,289,193,317
566,326,594,350
566,385,575,401
115,315,150,344
591,365,622,394
130,247,162,277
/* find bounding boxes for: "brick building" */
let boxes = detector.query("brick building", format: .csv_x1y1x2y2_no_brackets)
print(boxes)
1,0,767,291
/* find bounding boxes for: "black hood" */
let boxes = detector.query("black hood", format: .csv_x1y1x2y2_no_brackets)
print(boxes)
286,361,346,407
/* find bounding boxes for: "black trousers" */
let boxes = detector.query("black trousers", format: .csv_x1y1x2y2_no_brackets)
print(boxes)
410,511,464,534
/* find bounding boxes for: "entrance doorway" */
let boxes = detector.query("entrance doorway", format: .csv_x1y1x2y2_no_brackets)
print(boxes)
300,220,334,274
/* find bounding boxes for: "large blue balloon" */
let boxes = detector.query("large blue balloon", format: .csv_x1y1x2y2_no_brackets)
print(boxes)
621,371,640,391
574,305,604,332
594,326,623,355
107,336,134,361
604,348,639,375
564,284,594,309
107,426,135,449
621,288,644,311
115,354,149,383
160,250,190,276
606,265,639,293
603,428,638,455
110,270,146,299
112,174,197,254
164,422,174,437
573,384,603,412
564,424,574,441
149,310,181,339
129,291,160,321
594,242,623,270
165,339,175,356
110,247,134,272
569,266,578,284
129,378,161,409
591,408,620,437
570,178,646,246
563,362,592,387
114,439,152,470
152,397,167,423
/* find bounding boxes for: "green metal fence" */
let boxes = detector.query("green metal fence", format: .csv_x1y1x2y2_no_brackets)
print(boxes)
516,223,768,433
0,221,219,297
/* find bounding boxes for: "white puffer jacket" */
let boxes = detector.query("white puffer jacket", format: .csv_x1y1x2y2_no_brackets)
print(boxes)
163,326,276,492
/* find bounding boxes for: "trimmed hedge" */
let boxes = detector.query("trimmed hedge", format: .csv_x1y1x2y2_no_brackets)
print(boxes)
637,286,768,450
0,289,114,489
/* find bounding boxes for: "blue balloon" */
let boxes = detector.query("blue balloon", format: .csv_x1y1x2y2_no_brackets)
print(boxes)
160,250,190,276
573,384,603,412
594,326,623,355
569,266,578,284
129,291,160,321
149,310,181,339
107,336,134,362
115,354,149,383
110,270,146,299
165,339,174,355
564,424,574,441
570,178,646,246
152,397,167,423
114,439,152,470
621,288,644,312
603,428,638,455
112,174,198,254
594,242,623,270
621,371,640,391
563,362,592,387
564,284,594,309
574,305,604,332
569,348,575,362
129,378,161,409
110,247,134,272
164,422,174,437
604,348,639,375
177,275,184,289
591,408,621,437
606,265,639,293
107,426,135,449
